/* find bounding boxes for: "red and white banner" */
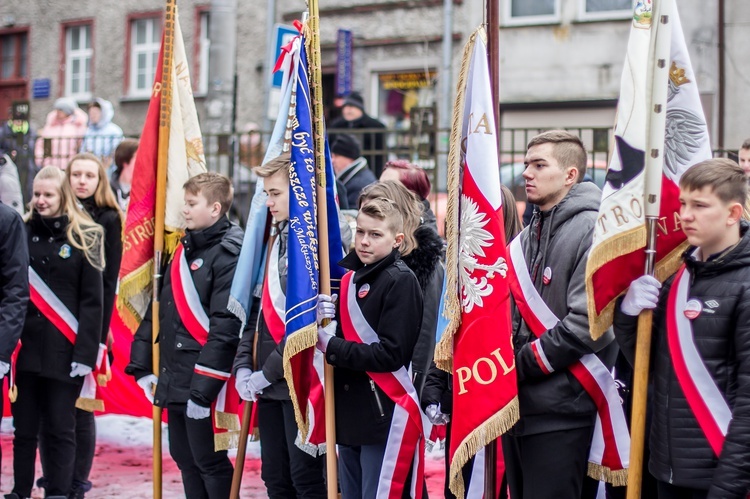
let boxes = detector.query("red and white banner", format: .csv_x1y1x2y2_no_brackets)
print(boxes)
585,0,711,338
507,237,630,484
340,271,425,499
433,27,518,498
666,265,731,457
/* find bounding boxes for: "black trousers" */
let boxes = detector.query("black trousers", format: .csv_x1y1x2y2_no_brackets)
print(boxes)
167,402,234,499
656,481,708,499
502,425,594,499
12,372,80,498
256,398,326,498
39,407,97,494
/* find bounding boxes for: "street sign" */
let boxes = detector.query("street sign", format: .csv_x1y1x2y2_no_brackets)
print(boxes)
336,29,353,97
32,79,51,100
267,24,300,120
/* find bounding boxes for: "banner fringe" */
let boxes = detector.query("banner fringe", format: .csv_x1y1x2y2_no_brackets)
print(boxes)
227,296,248,332
295,432,327,457
215,410,241,431
282,324,318,442
117,261,153,302
434,27,483,373
97,373,109,387
214,430,240,452
448,396,519,498
76,397,104,413
588,462,629,486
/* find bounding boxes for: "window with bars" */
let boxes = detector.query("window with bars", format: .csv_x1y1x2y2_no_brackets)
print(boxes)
129,17,161,97
65,24,93,99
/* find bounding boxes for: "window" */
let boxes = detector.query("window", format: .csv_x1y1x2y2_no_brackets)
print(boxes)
579,0,633,20
0,31,28,81
196,10,210,95
129,17,161,97
64,24,93,99
505,0,561,25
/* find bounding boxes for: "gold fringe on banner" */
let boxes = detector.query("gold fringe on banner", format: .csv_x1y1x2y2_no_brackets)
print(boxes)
588,462,629,487
214,430,240,452
215,411,241,432
448,396,519,498
164,230,183,257
282,324,318,442
433,27,483,373
76,397,104,413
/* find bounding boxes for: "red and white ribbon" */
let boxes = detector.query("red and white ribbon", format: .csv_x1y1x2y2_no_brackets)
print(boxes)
506,237,630,482
29,266,78,344
667,265,732,457
339,271,425,499
262,237,286,344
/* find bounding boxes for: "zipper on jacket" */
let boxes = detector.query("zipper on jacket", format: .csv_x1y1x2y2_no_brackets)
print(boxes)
370,379,385,417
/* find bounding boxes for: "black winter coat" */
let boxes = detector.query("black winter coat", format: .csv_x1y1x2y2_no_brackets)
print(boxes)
337,157,377,209
614,225,750,498
330,114,387,176
401,224,444,397
326,249,423,446
80,197,122,343
0,201,29,362
20,214,102,383
233,222,290,400
126,218,243,407
420,361,452,414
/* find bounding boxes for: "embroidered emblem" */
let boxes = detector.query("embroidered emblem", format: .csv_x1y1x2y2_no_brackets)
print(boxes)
684,299,702,320
543,267,552,285
358,283,370,299
59,244,71,259
705,300,719,309
190,258,204,271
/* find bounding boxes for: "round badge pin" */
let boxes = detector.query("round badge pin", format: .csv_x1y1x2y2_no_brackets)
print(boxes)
543,267,552,285
59,244,71,259
358,283,370,299
190,258,204,271
684,299,702,320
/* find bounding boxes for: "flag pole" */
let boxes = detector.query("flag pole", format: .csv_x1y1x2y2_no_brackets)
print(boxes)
627,1,672,497
485,0,501,495
151,1,177,498
305,1,338,497
230,401,253,498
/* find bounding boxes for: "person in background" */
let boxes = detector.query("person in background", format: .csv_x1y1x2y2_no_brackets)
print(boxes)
10,166,103,499
330,133,377,208
380,159,438,233
110,139,139,211
80,99,124,169
330,92,387,177
34,98,87,169
0,150,25,215
0,199,29,491
0,106,37,202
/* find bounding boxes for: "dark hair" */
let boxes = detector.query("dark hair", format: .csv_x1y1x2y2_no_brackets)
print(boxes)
527,130,587,181
87,101,102,111
679,158,747,206
742,138,750,150
382,159,431,200
183,172,234,217
501,184,523,240
113,139,139,174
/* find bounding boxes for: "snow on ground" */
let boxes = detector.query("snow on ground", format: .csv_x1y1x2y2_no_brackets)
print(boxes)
0,416,447,498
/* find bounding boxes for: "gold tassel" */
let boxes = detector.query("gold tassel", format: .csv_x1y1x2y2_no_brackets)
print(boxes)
163,230,183,258
76,397,104,413
215,411,240,431
214,430,240,452
588,462,629,486
448,396,520,499
117,261,153,302
282,324,318,442
97,374,108,387
8,385,17,403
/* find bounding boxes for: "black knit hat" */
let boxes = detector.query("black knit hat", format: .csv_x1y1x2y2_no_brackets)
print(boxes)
331,134,361,159
342,92,365,111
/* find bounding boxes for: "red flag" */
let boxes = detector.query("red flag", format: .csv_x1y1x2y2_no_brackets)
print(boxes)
434,27,518,498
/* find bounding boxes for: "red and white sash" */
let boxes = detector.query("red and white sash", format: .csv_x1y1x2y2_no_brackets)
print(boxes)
262,236,286,344
667,265,732,457
171,243,241,450
506,237,630,484
29,266,105,411
339,271,425,499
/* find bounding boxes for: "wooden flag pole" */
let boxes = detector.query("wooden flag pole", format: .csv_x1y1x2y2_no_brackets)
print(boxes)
151,1,177,497
627,1,672,497
305,1,338,496
485,0,501,495
230,402,253,499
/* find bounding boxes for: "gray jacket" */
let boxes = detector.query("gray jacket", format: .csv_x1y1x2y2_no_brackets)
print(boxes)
510,181,616,436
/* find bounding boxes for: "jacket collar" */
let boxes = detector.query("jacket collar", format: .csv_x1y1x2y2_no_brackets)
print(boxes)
29,212,68,237
684,221,750,276
181,217,230,256
339,248,400,284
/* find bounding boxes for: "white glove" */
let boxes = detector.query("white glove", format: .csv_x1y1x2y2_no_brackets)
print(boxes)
69,362,93,378
137,374,159,403
0,361,9,378
186,399,211,420
244,371,272,402
316,321,337,352
234,368,254,401
316,294,337,325
425,404,450,425
621,275,662,316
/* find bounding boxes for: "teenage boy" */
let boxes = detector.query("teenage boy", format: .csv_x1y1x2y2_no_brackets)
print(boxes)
232,153,326,498
316,197,424,498
615,158,750,499
126,172,243,499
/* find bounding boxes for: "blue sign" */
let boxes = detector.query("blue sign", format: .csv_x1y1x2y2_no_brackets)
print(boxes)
32,79,51,100
336,30,353,97
271,24,300,89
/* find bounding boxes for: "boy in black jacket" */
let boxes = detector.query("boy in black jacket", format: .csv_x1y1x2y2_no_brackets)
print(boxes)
615,159,750,499
317,197,423,498
126,173,242,499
